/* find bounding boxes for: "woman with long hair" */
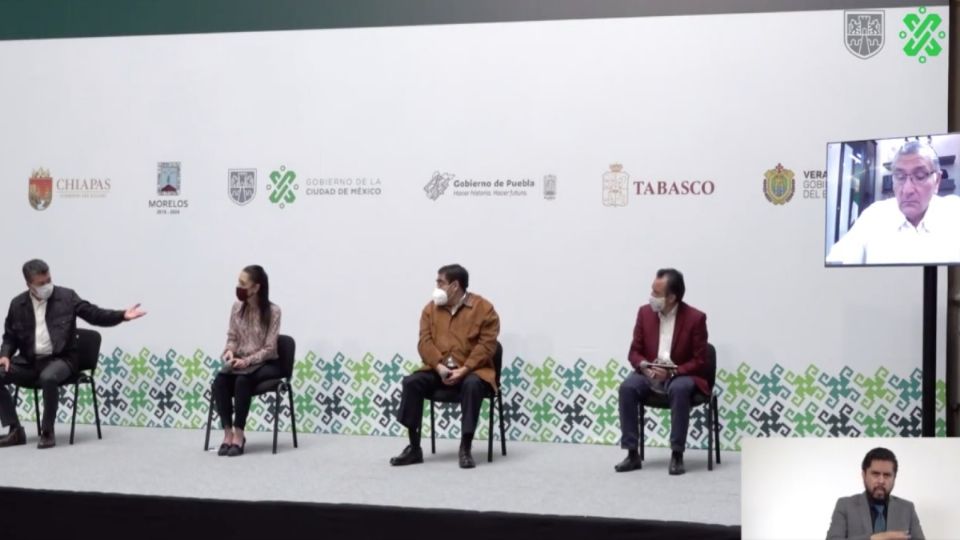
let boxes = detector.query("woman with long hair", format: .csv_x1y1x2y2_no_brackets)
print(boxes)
212,265,282,456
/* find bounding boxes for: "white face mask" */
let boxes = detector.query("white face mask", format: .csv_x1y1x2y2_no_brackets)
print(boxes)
33,283,54,301
432,287,449,306
649,295,666,313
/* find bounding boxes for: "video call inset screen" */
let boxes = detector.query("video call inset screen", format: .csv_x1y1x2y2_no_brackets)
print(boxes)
825,133,960,267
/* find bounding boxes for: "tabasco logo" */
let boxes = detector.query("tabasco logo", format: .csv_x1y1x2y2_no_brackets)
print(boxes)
602,163,629,207
29,168,53,211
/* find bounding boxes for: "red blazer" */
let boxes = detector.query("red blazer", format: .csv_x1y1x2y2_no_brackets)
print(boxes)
627,301,711,396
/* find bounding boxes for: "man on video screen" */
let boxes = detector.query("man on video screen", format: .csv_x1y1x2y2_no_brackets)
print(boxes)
826,140,960,265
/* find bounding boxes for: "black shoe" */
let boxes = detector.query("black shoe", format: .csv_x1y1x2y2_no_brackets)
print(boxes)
227,437,245,457
669,452,685,475
38,429,55,449
614,453,642,472
458,447,475,469
389,445,423,466
217,443,230,456
0,426,26,448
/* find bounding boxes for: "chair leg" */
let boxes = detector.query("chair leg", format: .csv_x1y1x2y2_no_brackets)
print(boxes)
272,389,280,455
639,405,645,461
90,379,102,440
713,395,721,464
487,396,494,463
70,382,79,445
287,383,298,449
497,391,506,457
203,388,214,451
707,401,714,471
429,400,436,455
33,388,41,437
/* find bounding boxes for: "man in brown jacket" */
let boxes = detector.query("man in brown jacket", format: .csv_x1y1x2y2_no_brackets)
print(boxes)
390,264,500,469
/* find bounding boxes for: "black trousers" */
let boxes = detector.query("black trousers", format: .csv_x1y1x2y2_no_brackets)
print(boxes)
212,363,284,430
0,357,73,433
396,370,490,439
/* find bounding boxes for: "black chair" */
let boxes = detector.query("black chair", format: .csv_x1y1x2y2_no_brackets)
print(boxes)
639,342,721,470
203,334,298,454
12,328,104,445
426,341,506,462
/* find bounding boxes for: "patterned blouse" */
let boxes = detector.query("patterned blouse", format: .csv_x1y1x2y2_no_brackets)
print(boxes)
223,301,281,366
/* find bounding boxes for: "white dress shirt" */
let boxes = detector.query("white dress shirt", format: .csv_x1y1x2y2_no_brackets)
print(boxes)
826,195,960,265
31,294,53,356
647,305,678,394
657,305,677,361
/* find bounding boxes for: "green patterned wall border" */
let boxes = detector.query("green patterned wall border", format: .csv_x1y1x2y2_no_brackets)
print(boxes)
11,347,947,451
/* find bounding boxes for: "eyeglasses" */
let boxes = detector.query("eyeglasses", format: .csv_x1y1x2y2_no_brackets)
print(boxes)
892,169,935,186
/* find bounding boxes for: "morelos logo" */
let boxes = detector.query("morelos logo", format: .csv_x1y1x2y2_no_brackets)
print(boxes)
899,6,946,63
267,165,298,208
763,163,796,205
844,10,884,59
157,161,181,196
29,168,53,211
150,162,188,212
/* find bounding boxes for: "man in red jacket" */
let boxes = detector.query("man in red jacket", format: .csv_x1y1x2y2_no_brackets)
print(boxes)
616,268,709,476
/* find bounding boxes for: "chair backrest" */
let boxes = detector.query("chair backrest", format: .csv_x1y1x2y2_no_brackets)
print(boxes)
276,334,296,378
705,343,717,390
75,329,102,372
492,341,503,386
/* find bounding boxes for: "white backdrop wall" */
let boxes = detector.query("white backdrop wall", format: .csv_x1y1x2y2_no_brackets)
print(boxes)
0,7,951,446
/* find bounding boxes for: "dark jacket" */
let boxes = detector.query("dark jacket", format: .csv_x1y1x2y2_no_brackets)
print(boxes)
0,286,125,373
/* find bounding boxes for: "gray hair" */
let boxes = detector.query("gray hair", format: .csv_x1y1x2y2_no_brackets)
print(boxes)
892,140,941,174
22,259,49,281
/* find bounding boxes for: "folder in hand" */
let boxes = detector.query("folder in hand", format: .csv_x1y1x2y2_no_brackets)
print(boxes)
640,358,678,370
